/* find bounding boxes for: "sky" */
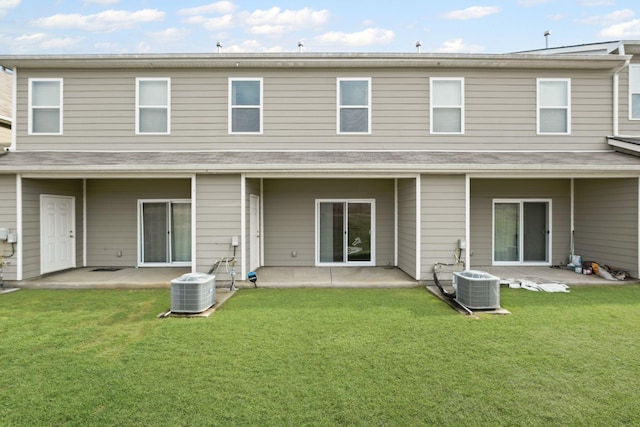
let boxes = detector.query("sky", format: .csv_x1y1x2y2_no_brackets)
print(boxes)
1,0,640,55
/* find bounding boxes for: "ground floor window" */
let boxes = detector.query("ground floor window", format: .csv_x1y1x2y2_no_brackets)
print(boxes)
493,199,551,265
316,199,375,266
139,199,191,265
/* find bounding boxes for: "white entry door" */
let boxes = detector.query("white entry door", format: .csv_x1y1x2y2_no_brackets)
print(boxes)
41,195,76,274
249,195,261,271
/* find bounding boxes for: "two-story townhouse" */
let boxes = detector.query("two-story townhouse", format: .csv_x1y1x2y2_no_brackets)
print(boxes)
1,44,640,285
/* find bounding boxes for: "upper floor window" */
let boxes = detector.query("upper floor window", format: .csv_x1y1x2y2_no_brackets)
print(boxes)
229,78,262,134
29,78,63,135
337,78,371,134
537,78,570,134
430,77,464,134
136,78,170,134
629,64,640,120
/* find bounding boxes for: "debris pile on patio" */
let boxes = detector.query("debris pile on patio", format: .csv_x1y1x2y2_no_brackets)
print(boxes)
504,280,570,292
566,255,631,281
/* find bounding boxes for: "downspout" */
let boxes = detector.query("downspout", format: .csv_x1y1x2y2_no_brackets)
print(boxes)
415,174,421,281
16,174,22,280
10,66,16,152
465,174,471,269
394,178,398,266
612,45,631,137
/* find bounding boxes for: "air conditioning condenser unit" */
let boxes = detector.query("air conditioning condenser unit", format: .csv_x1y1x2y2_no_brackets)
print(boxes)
453,270,500,310
171,272,216,313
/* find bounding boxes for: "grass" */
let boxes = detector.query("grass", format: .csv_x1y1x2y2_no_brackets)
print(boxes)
1,285,639,426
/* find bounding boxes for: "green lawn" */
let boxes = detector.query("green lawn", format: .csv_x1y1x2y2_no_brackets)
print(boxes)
1,285,639,426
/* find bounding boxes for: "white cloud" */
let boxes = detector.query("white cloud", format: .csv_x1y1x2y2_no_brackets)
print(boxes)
241,7,329,29
220,40,284,53
12,32,83,52
314,28,395,47
40,37,84,50
0,0,20,18
249,25,288,35
31,9,165,33
178,1,235,16
137,41,151,53
578,0,614,6
578,8,635,25
185,13,234,31
83,0,120,5
434,38,485,53
518,0,551,6
147,27,191,43
599,19,640,38
441,6,501,20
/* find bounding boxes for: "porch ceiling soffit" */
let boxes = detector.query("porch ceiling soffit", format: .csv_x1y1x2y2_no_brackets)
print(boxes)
2,150,640,176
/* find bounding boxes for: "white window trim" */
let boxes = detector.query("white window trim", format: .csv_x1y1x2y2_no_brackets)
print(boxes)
337,77,372,135
28,78,63,135
135,77,171,135
228,77,263,134
628,64,640,120
430,77,465,135
537,77,571,135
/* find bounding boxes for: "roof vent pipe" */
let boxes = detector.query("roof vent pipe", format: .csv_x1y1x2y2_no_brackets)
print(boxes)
298,41,304,53
216,42,222,53
544,31,550,49
416,41,422,54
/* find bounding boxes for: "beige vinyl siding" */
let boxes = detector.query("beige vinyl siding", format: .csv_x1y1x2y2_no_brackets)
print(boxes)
470,179,571,267
15,68,613,152
21,178,84,279
574,178,638,277
195,174,242,281
397,178,417,278
420,175,466,278
85,178,190,267
263,179,395,267
0,175,17,279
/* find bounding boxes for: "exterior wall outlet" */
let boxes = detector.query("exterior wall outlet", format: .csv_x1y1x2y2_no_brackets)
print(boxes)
231,236,239,247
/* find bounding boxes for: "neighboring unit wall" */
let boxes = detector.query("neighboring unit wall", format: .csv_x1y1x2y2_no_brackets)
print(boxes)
617,59,640,135
21,178,84,279
14,67,614,152
397,178,417,278
0,174,17,280
195,174,242,280
574,178,639,277
86,178,190,266
263,179,395,267
470,178,571,266
421,175,466,279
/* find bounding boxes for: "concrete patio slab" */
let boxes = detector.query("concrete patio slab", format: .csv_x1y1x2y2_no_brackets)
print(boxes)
252,266,417,288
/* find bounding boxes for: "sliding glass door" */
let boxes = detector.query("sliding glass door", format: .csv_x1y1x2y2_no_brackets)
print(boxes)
139,200,191,266
493,199,551,265
317,200,375,266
